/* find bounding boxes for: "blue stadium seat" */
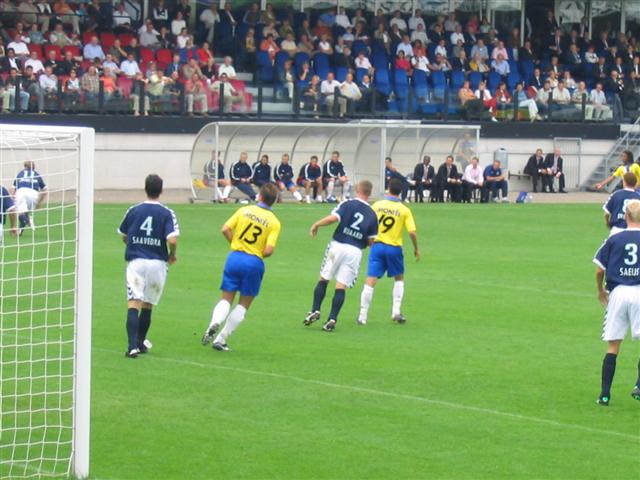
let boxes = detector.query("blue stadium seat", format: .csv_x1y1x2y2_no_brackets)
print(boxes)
469,71,482,90
374,69,392,96
519,59,534,83
430,71,446,89
487,71,501,91
355,67,368,84
335,67,348,82
352,40,367,57
450,70,465,92
506,71,522,90
256,51,274,83
275,51,290,69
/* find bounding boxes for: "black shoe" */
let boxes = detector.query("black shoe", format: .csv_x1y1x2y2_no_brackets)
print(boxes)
631,386,640,401
550,189,556,193
303,310,321,326
596,395,610,406
212,342,230,352
392,313,406,324
201,326,217,345
125,348,139,358
559,189,568,193
137,343,149,354
322,319,336,332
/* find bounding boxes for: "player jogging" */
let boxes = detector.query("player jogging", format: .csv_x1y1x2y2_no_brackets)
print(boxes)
358,178,420,325
593,199,640,405
595,150,640,190
201,183,281,351
274,153,303,202
0,186,18,244
11,161,47,232
298,155,323,203
304,180,378,332
602,172,640,236
323,151,351,203
118,174,180,358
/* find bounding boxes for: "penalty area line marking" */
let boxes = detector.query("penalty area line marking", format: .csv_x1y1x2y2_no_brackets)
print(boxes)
95,347,639,441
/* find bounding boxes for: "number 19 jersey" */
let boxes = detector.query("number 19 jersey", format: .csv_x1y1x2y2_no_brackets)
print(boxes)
372,197,416,246
225,204,281,259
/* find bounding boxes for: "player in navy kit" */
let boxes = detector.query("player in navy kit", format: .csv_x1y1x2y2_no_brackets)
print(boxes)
11,161,47,231
298,155,323,203
0,186,18,244
230,152,257,202
304,180,378,331
118,174,180,358
593,199,640,405
323,151,351,203
203,151,232,202
274,153,303,202
602,172,640,236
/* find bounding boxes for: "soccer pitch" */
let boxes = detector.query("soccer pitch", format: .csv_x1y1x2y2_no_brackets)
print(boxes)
90,202,636,478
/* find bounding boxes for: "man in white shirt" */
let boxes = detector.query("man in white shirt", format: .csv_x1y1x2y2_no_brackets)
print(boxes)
396,35,413,57
103,54,121,75
411,52,430,73
24,51,44,75
390,10,407,33
7,35,29,58
409,10,425,31
450,25,465,45
590,82,612,120
217,56,237,79
83,36,105,61
491,55,510,76
470,39,488,61
411,23,429,45
139,23,160,48
321,72,342,115
491,40,508,60
210,73,243,112
335,6,351,29
551,80,572,111
38,66,57,94
200,4,220,44
120,54,141,78
462,156,484,203
113,3,133,30
338,72,361,116
354,52,374,75
176,29,190,49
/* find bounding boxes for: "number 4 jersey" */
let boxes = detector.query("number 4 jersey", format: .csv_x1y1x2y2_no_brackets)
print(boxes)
226,204,281,259
371,197,416,246
594,228,640,291
118,201,180,262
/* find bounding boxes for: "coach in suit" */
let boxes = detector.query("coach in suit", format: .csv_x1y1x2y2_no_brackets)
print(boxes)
434,155,462,203
523,148,548,193
413,155,435,202
544,148,567,193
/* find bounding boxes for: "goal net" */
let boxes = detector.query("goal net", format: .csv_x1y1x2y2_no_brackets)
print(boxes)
189,121,480,202
0,125,94,479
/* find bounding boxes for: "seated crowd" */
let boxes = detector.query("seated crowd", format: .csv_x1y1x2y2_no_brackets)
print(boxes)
0,2,639,120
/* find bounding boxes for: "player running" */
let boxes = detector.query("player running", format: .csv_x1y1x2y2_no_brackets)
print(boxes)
323,151,351,203
11,161,47,232
593,199,640,405
0,185,18,244
201,183,281,351
118,174,180,358
358,178,420,325
274,153,303,202
298,155,323,203
595,150,640,191
304,180,378,332
602,172,640,236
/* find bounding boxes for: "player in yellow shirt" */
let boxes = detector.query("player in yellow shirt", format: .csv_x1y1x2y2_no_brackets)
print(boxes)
358,178,420,325
595,150,640,190
201,183,282,351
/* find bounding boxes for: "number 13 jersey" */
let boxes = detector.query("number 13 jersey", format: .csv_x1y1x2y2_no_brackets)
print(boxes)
371,197,416,247
226,204,281,259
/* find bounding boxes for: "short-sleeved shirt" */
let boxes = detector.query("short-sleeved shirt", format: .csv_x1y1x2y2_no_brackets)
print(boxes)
484,166,502,179
603,188,640,229
331,198,378,250
372,197,416,247
14,169,46,191
613,163,640,184
225,203,281,259
118,201,180,261
593,228,640,291
1,186,15,225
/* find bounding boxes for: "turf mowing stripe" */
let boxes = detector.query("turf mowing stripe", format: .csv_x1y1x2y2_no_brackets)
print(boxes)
94,347,640,441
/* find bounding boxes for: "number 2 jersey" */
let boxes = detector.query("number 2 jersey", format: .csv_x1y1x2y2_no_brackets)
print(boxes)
225,203,281,259
593,228,640,291
331,198,378,250
118,201,180,262
371,197,416,246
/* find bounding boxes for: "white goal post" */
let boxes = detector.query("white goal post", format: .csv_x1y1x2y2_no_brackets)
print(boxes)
189,121,481,201
0,124,94,479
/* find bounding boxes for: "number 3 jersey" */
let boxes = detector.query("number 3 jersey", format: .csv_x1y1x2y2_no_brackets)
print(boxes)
225,203,281,259
118,201,180,262
371,197,416,247
331,198,378,250
594,228,640,291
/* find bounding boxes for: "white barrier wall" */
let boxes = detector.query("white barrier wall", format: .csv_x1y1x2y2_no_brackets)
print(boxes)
92,133,616,192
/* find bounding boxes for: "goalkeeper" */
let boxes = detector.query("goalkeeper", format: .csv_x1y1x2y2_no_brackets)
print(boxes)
11,161,47,232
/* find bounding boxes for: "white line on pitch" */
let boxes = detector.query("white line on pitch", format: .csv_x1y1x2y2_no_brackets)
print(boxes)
94,347,639,441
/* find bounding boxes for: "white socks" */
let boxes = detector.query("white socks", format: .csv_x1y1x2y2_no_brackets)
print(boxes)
293,190,302,201
222,185,232,199
326,179,335,197
344,181,351,198
358,284,374,323
316,194,323,202
214,305,246,344
209,299,230,330
392,281,404,317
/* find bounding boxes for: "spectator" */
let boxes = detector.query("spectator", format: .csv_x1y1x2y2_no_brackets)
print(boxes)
547,55,561,76
450,24,464,45
475,81,497,121
357,73,376,112
280,33,296,57
395,51,411,73
153,0,169,30
81,65,99,103
278,19,294,39
260,34,279,62
24,50,45,75
103,53,121,75
413,155,435,203
434,39,447,58
335,6,351,29
551,80,572,113
176,28,190,49
28,24,44,45
431,54,451,72
462,156,484,202
491,54,510,77
182,58,202,80
303,74,321,113
171,11,186,37
547,28,563,57
53,0,80,34
201,57,216,80
49,23,74,47
101,67,119,102
469,53,489,73
261,3,278,25
164,53,182,76
22,66,44,113
217,56,237,80
434,155,462,203
38,65,57,100
547,70,558,88
59,50,81,76
529,67,544,90
452,50,469,72
584,44,598,64
157,26,174,49
120,53,140,78
320,71,341,115
491,40,508,60
341,26,354,45
459,80,486,119
630,56,640,77
355,51,374,75
514,82,541,121
211,73,244,113
242,2,260,27
524,148,547,193
389,10,407,33
317,33,333,55
63,69,81,108
230,152,256,201
83,36,105,61
396,34,413,56
43,49,60,75
470,38,489,61
297,33,314,56
262,21,278,40
495,81,512,115
374,24,391,54
536,80,552,117
21,0,50,32
125,38,141,61
113,3,133,32
200,4,220,45
444,12,459,33
184,73,207,115
6,69,30,112
543,148,567,193
571,80,589,111
139,21,161,49
276,60,294,99
109,38,128,62
241,27,256,71
411,49,430,73
338,72,361,116
590,82,613,120
484,159,509,202
411,23,429,45
197,41,214,64
518,39,536,63
351,8,366,28
7,35,29,59
409,9,425,32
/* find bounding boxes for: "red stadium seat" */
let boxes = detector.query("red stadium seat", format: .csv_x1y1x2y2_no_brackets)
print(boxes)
63,46,81,58
156,49,173,65
82,31,94,45
44,45,62,60
119,33,134,46
140,48,155,63
27,44,43,58
100,32,116,49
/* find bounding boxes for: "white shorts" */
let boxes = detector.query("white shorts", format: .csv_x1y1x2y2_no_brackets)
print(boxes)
602,285,640,341
126,258,168,305
14,188,40,214
319,240,362,288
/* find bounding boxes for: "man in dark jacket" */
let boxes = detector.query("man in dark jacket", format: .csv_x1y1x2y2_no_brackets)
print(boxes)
524,148,548,193
230,151,256,201
434,155,462,203
413,155,435,202
543,148,567,193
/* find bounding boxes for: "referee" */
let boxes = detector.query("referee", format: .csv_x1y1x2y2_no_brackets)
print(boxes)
593,199,640,405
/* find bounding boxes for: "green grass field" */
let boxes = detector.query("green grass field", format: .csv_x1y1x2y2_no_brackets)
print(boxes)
3,202,639,479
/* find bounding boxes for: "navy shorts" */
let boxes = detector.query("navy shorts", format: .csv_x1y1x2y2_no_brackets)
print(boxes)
279,180,295,190
220,251,265,297
367,243,404,278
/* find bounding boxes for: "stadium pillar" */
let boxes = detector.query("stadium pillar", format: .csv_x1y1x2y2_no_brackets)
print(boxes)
379,127,387,196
